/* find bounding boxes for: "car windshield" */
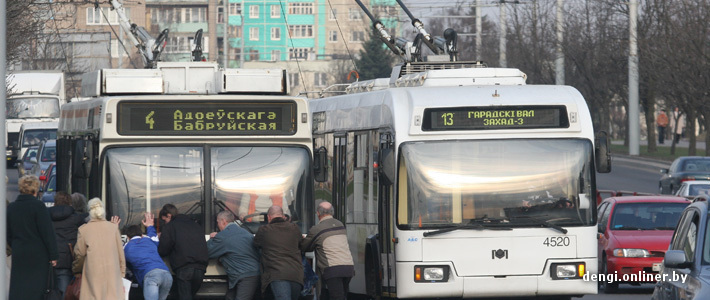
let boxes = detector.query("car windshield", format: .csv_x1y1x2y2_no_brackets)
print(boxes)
681,160,710,172
22,129,57,147
6,97,60,119
106,146,311,233
41,146,56,162
23,147,38,161
397,139,595,229
610,202,687,230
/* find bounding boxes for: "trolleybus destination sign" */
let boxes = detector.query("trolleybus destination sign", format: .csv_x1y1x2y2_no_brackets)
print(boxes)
117,101,296,135
423,105,569,131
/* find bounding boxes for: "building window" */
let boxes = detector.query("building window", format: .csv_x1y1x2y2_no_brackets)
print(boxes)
87,7,128,25
166,36,192,53
229,3,242,15
289,73,299,87
230,48,242,61
150,8,158,25
351,31,365,43
348,8,362,20
314,72,327,87
249,5,259,18
288,3,313,15
217,6,224,23
272,50,281,61
329,8,337,20
328,30,338,42
289,47,311,60
288,25,313,38
271,5,280,18
247,50,259,61
229,25,242,38
249,27,259,41
271,27,281,40
111,39,128,58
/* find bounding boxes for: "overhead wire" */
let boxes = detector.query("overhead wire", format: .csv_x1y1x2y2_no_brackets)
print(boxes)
326,0,359,74
277,0,308,95
96,3,140,68
47,0,80,99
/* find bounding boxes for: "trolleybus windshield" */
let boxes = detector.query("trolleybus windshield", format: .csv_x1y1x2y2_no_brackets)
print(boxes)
398,139,594,229
106,146,310,232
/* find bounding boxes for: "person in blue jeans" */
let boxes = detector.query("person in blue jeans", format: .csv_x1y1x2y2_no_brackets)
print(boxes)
124,212,173,300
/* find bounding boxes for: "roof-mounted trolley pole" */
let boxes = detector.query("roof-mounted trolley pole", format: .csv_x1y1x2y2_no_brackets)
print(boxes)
395,0,442,56
354,0,409,62
433,28,459,61
109,0,168,68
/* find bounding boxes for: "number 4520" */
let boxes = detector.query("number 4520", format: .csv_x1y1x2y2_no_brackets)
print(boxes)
543,236,570,247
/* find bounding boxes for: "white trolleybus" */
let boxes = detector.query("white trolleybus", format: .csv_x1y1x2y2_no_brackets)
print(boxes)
310,62,612,299
56,62,315,296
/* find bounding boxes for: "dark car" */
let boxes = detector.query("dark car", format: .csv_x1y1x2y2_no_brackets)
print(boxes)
660,157,710,194
652,197,710,300
597,196,689,293
16,145,38,178
40,173,56,207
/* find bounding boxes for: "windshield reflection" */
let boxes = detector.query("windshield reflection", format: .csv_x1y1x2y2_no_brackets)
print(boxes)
6,98,60,119
398,139,594,229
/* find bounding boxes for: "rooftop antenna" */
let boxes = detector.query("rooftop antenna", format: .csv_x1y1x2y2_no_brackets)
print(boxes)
354,0,410,62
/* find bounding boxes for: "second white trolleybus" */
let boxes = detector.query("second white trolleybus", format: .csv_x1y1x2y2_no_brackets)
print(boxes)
310,62,611,299
56,62,314,296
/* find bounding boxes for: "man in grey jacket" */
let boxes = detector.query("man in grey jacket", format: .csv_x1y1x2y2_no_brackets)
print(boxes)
300,201,355,300
207,211,260,300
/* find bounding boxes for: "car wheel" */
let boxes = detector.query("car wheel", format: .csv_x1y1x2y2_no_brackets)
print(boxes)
601,258,618,294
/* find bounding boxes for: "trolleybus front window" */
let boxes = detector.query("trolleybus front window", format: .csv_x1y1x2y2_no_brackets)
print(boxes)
398,139,594,229
212,147,310,233
106,147,204,228
6,98,60,119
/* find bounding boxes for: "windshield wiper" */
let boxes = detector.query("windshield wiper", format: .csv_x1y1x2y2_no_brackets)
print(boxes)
511,216,568,234
423,221,512,237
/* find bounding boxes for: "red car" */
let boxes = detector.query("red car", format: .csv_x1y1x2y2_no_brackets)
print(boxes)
597,196,689,293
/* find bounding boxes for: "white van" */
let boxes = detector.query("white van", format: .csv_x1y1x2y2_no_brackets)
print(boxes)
17,121,58,162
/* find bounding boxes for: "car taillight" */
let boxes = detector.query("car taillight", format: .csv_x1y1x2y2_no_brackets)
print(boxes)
681,177,696,183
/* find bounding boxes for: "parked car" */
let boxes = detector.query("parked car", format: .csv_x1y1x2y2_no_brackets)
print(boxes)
651,197,710,300
29,139,56,178
660,157,710,194
597,196,689,293
15,145,38,178
675,180,710,198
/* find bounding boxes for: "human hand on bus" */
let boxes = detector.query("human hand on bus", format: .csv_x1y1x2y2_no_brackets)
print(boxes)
110,216,121,225
142,212,155,227
50,260,57,267
209,232,217,239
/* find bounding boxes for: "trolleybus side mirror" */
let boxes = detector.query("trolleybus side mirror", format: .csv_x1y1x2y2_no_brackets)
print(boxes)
314,146,327,182
379,148,395,186
595,131,612,173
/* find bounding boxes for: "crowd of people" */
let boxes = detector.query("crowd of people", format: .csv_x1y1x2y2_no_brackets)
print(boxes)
6,174,355,300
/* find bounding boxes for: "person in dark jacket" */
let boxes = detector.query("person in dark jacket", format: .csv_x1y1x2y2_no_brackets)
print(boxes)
207,211,260,300
158,203,209,300
7,175,58,300
300,201,355,300
125,212,173,300
48,191,87,296
254,205,304,300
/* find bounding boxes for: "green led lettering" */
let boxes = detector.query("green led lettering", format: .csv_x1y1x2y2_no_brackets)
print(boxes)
205,112,214,120
236,112,245,119
259,123,267,130
228,112,235,119
441,113,453,126
247,123,256,130
195,112,204,120
238,123,245,130
195,120,204,130
227,123,237,130
206,123,215,130
257,112,265,119
174,121,182,130
184,122,193,130
185,112,194,120
145,111,155,129
217,123,225,130
268,112,276,119
247,112,256,120
174,110,183,120
268,123,276,130
217,109,226,119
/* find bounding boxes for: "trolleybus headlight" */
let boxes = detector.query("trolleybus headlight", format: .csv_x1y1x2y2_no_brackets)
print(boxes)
414,265,449,282
550,263,585,280
613,248,650,257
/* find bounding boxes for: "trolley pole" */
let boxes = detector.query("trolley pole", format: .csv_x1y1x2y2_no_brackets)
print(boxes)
476,0,482,61
499,2,506,67
628,0,640,156
555,0,564,85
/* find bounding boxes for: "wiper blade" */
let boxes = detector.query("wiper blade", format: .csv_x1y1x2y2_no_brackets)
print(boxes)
423,223,512,237
512,216,568,234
